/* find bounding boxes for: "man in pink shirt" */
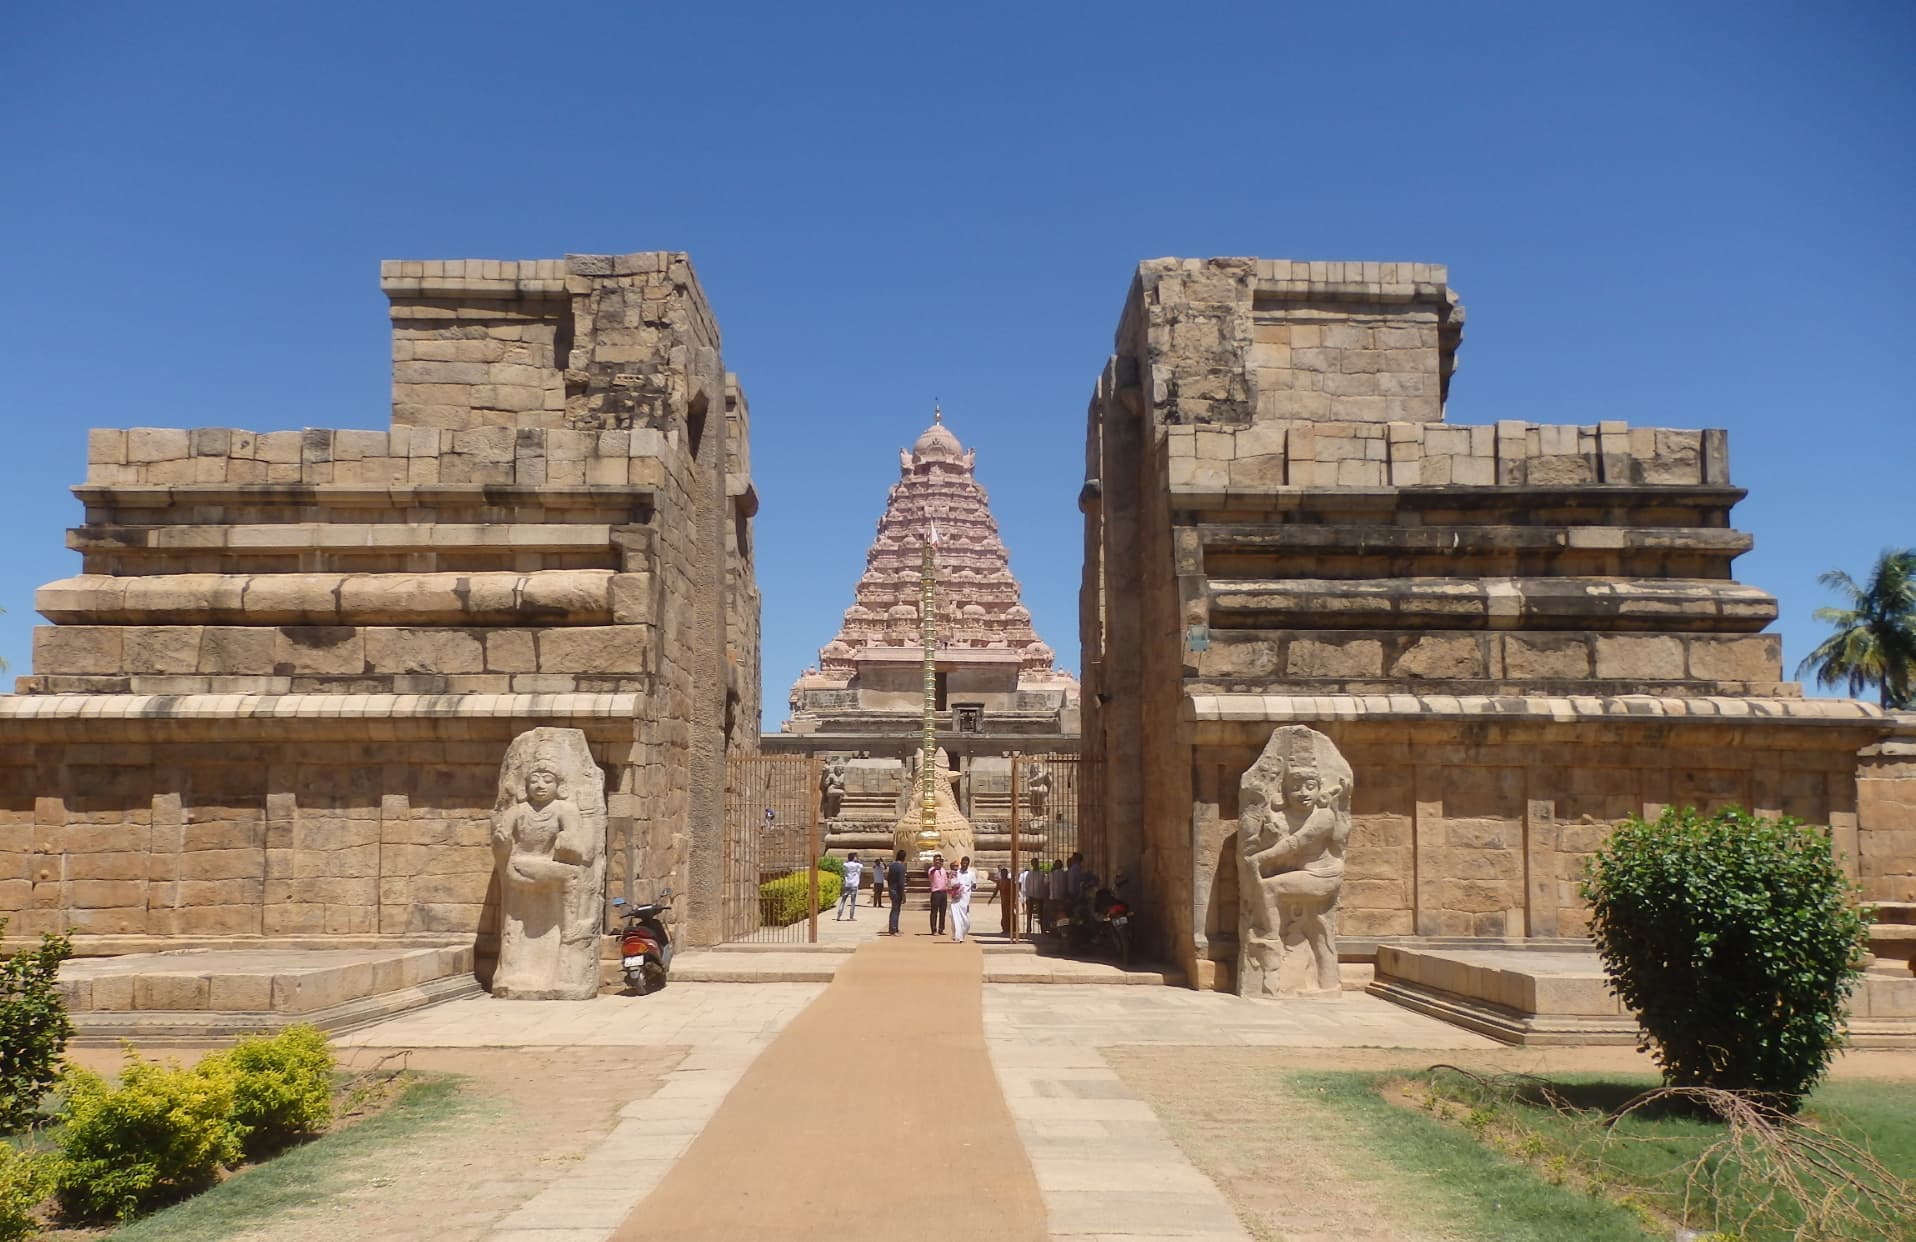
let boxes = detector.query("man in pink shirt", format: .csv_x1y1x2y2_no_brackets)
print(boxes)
927,854,948,936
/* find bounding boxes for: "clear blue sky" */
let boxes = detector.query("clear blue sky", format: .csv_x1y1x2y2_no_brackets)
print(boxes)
2,3,1910,719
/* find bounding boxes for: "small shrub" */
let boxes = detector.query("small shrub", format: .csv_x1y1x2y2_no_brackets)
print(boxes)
757,870,842,926
55,1055,242,1222
1580,806,1870,1108
0,1144,50,1241
0,920,74,1133
202,1025,335,1156
815,854,845,878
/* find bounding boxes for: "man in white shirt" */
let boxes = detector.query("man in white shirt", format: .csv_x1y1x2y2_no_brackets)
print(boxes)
1020,864,1044,935
948,856,977,943
836,854,864,920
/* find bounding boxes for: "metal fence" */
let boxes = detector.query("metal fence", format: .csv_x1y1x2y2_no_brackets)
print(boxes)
1007,753,1100,942
721,750,1101,945
720,754,822,944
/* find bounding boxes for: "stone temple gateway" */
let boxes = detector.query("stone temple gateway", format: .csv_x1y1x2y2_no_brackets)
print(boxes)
1079,259,1915,1009
1,254,760,1022
2,250,1911,1033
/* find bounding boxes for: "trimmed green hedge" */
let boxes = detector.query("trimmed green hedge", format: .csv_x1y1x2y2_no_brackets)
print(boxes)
758,870,841,926
201,1024,335,1156
55,1024,339,1222
56,1055,242,1221
1581,806,1871,1108
0,1144,50,1242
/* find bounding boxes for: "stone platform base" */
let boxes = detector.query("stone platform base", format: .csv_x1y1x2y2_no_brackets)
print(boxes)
1369,944,1916,1048
653,940,1186,986
59,945,480,1043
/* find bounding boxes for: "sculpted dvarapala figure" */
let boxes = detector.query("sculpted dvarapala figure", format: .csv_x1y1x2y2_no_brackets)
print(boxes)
491,728,607,999
1237,725,1354,998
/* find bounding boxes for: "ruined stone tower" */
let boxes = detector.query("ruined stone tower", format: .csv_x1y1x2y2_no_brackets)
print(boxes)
1080,258,1907,990
3,253,759,954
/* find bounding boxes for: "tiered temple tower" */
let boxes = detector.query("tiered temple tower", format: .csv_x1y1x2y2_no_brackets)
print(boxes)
783,410,1078,740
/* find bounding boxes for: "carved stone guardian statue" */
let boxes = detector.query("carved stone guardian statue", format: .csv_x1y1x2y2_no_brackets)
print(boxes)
490,727,607,1000
1025,763,1052,820
1237,725,1354,999
819,756,848,821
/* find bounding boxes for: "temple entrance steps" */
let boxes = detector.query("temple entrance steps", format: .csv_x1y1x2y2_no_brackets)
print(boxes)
670,912,1184,986
57,942,481,1043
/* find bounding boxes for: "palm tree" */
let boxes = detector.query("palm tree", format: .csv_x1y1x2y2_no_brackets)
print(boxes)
1797,548,1916,709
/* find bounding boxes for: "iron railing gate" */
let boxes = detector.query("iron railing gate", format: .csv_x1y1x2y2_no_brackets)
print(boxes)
721,754,822,944
1007,753,1100,941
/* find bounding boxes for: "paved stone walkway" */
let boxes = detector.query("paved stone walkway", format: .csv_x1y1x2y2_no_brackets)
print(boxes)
607,937,1046,1241
339,984,823,1240
983,985,1495,1240
337,960,1500,1240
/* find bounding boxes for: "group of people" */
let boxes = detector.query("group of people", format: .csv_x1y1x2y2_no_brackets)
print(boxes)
835,850,911,935
1019,852,1093,937
923,854,981,941
833,848,1097,943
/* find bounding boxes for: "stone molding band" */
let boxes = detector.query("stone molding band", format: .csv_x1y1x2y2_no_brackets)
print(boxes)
1186,692,1889,727
0,692,643,721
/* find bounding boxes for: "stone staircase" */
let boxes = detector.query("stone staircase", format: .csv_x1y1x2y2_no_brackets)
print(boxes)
1869,902,1916,975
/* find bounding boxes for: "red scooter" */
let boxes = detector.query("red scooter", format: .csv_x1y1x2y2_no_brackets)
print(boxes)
612,890,674,995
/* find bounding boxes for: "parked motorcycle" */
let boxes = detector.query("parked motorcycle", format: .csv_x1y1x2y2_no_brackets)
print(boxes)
1059,872,1134,967
612,889,674,995
1092,873,1134,967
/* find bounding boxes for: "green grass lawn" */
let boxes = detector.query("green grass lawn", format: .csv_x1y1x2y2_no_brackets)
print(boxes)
94,1075,470,1242
1289,1070,1656,1241
1344,1069,1916,1242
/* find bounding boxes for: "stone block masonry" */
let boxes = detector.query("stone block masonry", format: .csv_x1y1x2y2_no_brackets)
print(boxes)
5,253,760,959
1080,257,1912,990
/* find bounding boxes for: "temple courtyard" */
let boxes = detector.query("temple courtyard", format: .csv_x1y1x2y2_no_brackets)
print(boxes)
61,933,1916,1242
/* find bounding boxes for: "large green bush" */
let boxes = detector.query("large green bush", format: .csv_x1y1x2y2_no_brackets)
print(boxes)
815,854,845,878
202,1025,335,1156
757,870,841,926
55,1055,242,1221
0,1144,50,1242
1580,806,1871,1108
0,921,74,1133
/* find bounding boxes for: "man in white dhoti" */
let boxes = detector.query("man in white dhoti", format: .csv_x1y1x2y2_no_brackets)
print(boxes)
948,855,977,943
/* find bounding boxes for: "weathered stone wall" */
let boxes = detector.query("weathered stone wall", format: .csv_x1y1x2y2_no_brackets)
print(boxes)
380,255,726,435
6,251,757,955
0,697,642,965
1081,256,1904,990
1182,698,1880,985
384,260,573,431
80,424,682,488
1859,714,1916,903
725,376,764,757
